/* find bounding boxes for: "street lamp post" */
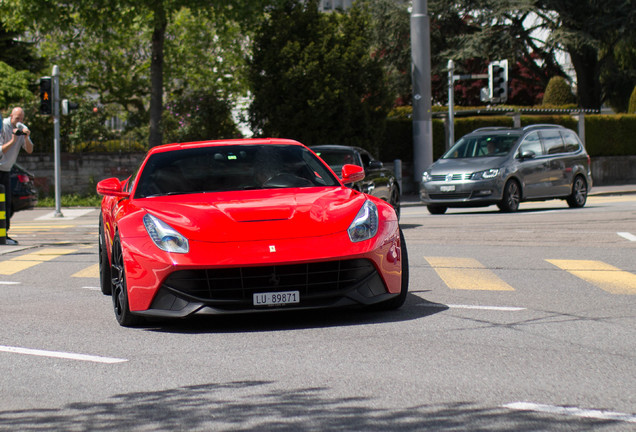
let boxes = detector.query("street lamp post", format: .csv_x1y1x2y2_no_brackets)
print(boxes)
410,0,434,186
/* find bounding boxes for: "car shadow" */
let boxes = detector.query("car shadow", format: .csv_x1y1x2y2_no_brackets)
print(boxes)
142,294,449,335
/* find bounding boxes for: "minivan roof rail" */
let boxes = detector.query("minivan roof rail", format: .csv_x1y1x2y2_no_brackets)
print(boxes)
472,127,513,132
522,124,563,131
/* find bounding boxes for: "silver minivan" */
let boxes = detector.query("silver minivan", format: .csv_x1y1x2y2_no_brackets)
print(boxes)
419,124,593,214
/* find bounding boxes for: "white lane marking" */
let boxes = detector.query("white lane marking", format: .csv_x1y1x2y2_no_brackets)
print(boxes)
617,232,636,242
419,303,525,311
35,209,95,221
0,345,127,364
0,281,21,285
81,286,101,291
503,402,636,423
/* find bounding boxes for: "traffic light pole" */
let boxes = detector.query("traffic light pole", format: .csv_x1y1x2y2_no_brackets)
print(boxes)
52,65,63,218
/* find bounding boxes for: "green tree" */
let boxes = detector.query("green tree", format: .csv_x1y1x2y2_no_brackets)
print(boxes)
0,61,33,108
433,0,636,110
163,90,240,143
248,0,391,153
2,0,267,147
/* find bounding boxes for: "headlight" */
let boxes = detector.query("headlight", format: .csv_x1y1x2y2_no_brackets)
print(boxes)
348,200,378,242
471,169,499,180
143,213,189,253
422,171,432,182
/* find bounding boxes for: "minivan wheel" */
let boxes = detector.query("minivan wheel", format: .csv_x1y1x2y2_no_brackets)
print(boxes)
427,205,447,215
498,180,520,212
566,175,587,208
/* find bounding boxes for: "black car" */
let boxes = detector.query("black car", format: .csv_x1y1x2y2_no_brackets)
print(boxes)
312,145,401,218
11,163,38,212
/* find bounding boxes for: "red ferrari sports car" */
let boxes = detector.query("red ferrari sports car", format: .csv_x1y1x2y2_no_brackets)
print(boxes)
97,138,408,326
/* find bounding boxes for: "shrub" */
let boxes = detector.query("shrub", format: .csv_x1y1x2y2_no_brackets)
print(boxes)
542,76,576,106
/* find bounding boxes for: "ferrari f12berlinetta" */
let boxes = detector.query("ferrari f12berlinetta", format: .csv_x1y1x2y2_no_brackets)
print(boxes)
97,138,408,326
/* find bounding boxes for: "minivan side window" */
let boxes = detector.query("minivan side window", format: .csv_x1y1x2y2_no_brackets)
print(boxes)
560,130,582,153
541,130,566,154
518,132,543,157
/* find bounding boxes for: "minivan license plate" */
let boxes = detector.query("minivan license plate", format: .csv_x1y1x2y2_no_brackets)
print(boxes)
440,185,455,192
253,291,300,306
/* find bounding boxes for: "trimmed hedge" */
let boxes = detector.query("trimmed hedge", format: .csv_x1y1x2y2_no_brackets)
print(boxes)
381,114,636,162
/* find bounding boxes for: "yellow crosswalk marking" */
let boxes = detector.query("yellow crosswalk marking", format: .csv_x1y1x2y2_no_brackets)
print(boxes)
0,248,77,275
425,257,515,291
546,259,636,295
72,264,99,278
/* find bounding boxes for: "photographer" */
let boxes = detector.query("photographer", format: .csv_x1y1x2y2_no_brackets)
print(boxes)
0,107,34,245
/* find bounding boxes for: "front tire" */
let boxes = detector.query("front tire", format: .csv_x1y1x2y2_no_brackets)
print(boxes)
98,215,112,295
427,205,447,215
498,180,521,212
111,234,142,327
566,175,588,208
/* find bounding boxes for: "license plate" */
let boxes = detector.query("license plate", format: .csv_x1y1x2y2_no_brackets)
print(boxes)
253,291,300,306
440,185,455,192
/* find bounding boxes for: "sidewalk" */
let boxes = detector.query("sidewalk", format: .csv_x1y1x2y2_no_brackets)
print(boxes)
401,183,636,206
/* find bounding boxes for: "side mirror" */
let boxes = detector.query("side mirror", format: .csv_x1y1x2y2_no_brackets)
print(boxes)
518,150,536,160
96,177,130,198
341,164,365,184
368,160,383,169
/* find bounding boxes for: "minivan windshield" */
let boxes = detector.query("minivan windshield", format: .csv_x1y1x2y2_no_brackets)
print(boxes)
442,133,521,159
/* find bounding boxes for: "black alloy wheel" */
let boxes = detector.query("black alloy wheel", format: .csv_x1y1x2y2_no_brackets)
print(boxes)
98,215,112,295
498,180,520,212
566,175,588,208
390,186,401,220
111,234,142,327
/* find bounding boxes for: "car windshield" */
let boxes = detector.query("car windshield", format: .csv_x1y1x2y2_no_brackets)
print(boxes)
313,148,358,171
134,144,339,198
442,133,521,159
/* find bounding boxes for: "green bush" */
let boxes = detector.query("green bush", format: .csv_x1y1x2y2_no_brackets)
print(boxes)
542,76,576,106
584,115,636,157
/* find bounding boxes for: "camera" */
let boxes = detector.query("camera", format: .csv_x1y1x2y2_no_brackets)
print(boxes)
14,124,27,136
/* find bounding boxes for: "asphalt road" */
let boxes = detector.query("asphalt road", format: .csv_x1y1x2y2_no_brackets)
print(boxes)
0,191,634,431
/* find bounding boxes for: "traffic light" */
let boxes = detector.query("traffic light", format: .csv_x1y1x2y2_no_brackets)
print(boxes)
488,60,508,103
62,99,79,115
39,77,52,115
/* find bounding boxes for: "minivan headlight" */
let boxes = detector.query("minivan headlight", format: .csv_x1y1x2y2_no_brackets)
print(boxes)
143,213,189,253
348,200,378,242
471,169,499,180
422,171,432,182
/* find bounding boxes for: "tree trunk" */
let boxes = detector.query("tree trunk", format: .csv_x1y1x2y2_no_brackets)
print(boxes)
149,2,167,147
569,46,602,110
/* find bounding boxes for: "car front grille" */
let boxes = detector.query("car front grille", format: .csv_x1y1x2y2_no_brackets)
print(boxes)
161,259,378,304
431,174,470,181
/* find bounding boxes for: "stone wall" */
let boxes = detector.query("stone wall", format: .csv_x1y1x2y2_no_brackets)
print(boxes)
15,153,636,197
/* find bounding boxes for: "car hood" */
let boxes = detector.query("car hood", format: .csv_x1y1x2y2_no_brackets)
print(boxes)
135,187,365,243
429,156,507,174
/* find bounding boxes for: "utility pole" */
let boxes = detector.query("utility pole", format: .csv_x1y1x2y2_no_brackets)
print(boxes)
410,0,433,185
